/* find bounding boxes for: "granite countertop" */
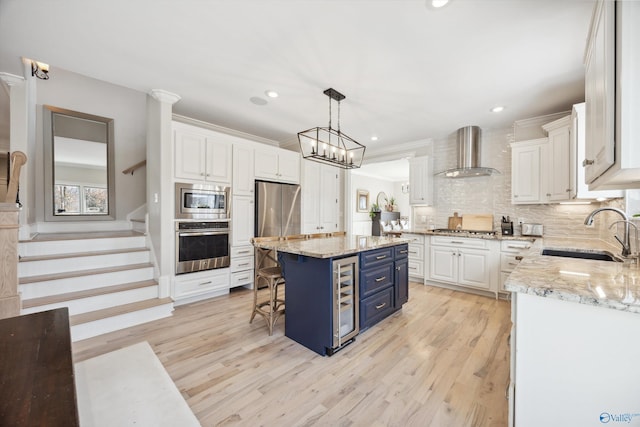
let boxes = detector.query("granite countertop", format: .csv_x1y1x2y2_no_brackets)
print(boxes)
253,235,410,259
402,229,535,241
505,237,640,313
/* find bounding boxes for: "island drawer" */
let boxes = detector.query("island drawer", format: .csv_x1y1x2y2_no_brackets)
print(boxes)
360,247,394,268
360,263,394,298
360,286,395,329
394,244,409,259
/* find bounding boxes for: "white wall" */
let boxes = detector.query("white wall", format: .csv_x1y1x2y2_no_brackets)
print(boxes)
350,173,396,235
34,68,146,223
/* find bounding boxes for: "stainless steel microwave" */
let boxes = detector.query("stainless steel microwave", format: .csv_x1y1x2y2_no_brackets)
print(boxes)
175,182,230,220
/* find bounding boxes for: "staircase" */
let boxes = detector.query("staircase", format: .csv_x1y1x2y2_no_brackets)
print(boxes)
18,230,174,341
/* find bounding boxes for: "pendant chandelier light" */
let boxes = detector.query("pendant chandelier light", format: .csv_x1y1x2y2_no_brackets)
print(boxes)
298,88,365,169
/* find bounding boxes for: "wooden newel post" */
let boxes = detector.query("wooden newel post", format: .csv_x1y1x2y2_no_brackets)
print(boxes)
0,151,27,319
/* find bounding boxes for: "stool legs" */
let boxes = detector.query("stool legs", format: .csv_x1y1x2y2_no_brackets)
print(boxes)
250,275,285,335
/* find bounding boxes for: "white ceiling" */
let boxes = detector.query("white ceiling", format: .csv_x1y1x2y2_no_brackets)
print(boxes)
0,0,595,164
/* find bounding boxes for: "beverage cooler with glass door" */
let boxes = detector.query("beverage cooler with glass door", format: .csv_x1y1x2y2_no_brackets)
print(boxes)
331,256,359,354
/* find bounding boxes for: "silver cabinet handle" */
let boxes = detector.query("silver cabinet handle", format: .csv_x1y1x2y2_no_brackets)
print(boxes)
237,250,251,254
450,241,464,244
237,276,250,281
375,302,387,310
238,262,249,267
376,255,387,260
198,281,212,286
583,159,595,166
375,276,386,282
399,250,408,254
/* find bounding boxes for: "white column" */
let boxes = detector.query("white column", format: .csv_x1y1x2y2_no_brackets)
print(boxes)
147,89,180,298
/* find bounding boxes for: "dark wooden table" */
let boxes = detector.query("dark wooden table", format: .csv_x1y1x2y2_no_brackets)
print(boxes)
0,308,79,426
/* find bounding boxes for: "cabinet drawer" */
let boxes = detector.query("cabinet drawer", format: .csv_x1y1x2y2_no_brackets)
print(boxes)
361,263,394,298
500,240,533,253
174,272,229,298
394,244,409,259
230,270,254,288
360,247,394,268
403,233,425,244
408,243,424,260
360,287,395,329
231,245,254,258
431,236,488,250
501,254,523,272
230,256,254,272
408,260,424,278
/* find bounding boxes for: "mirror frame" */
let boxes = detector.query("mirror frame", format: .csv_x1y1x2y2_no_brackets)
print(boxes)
43,105,116,222
356,189,369,213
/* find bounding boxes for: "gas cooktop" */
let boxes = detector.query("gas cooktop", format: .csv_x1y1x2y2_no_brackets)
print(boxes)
432,228,496,236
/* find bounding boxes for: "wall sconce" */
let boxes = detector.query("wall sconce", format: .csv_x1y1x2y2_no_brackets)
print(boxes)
31,61,49,80
401,182,410,194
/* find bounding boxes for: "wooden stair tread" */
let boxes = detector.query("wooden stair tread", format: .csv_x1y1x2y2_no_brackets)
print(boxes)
69,298,173,326
21,230,144,243
19,263,153,284
19,247,149,263
22,280,158,309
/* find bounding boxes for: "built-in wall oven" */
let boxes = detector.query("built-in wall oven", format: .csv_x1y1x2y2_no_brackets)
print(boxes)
175,221,230,274
175,182,229,220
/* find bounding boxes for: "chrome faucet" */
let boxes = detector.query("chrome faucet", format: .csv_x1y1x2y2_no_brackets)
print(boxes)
609,220,639,261
584,207,631,257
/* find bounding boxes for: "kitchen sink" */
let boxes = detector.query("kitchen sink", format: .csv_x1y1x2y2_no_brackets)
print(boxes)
541,248,621,262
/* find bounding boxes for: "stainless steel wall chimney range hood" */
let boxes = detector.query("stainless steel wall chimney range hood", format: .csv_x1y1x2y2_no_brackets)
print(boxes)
435,126,501,178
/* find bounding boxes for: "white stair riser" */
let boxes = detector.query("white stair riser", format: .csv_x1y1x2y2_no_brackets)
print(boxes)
19,236,146,257
70,303,174,342
19,251,151,278
19,267,154,299
22,286,159,316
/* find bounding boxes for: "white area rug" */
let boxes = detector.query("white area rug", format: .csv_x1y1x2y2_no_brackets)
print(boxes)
75,341,200,427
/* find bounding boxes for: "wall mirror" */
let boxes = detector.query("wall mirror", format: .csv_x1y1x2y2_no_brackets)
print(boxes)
43,105,115,221
356,189,369,212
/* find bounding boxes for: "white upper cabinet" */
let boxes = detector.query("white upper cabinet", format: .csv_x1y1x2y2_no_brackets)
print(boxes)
254,146,300,184
511,139,546,204
543,116,572,202
409,156,434,205
301,161,339,233
173,122,232,184
584,0,640,189
232,143,255,196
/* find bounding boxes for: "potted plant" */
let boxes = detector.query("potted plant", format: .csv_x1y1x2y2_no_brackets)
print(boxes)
385,196,396,212
369,203,380,219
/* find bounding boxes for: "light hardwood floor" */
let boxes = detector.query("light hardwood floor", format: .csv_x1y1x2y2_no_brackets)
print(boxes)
73,283,511,427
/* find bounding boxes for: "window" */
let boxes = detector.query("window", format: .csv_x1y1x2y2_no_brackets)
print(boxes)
54,184,108,215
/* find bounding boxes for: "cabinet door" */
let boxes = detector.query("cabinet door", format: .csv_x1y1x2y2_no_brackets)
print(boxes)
584,0,615,184
409,156,433,205
278,149,301,184
458,249,491,290
395,258,408,307
233,144,255,196
548,127,571,201
511,142,543,204
254,147,280,180
302,161,321,233
429,247,457,284
205,139,232,183
319,165,338,232
174,129,207,180
232,195,254,247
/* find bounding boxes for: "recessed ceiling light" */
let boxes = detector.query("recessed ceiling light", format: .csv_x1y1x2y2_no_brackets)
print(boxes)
491,106,505,113
250,96,268,106
265,90,279,98
371,136,378,141
431,0,449,8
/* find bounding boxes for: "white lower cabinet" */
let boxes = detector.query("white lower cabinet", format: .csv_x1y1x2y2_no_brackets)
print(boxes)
428,236,499,295
230,245,254,289
402,233,425,281
172,268,230,305
499,239,533,292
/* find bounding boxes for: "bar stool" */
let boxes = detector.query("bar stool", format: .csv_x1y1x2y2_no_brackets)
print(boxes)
250,237,286,335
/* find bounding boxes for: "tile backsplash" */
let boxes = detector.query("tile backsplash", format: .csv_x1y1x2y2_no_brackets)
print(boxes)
413,126,627,246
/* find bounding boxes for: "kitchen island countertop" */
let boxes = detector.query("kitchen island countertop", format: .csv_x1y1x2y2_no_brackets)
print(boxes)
505,237,640,313
252,234,411,258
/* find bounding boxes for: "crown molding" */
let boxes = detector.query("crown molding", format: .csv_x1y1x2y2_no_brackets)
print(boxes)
362,138,433,164
149,89,181,105
172,114,280,147
0,72,24,87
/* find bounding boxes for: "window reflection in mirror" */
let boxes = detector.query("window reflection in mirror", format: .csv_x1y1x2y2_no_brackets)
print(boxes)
43,106,115,221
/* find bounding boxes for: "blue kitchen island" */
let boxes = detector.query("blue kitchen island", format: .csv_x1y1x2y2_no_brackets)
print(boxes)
254,235,410,356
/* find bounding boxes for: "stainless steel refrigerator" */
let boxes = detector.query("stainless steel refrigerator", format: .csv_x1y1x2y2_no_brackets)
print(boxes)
254,180,301,238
